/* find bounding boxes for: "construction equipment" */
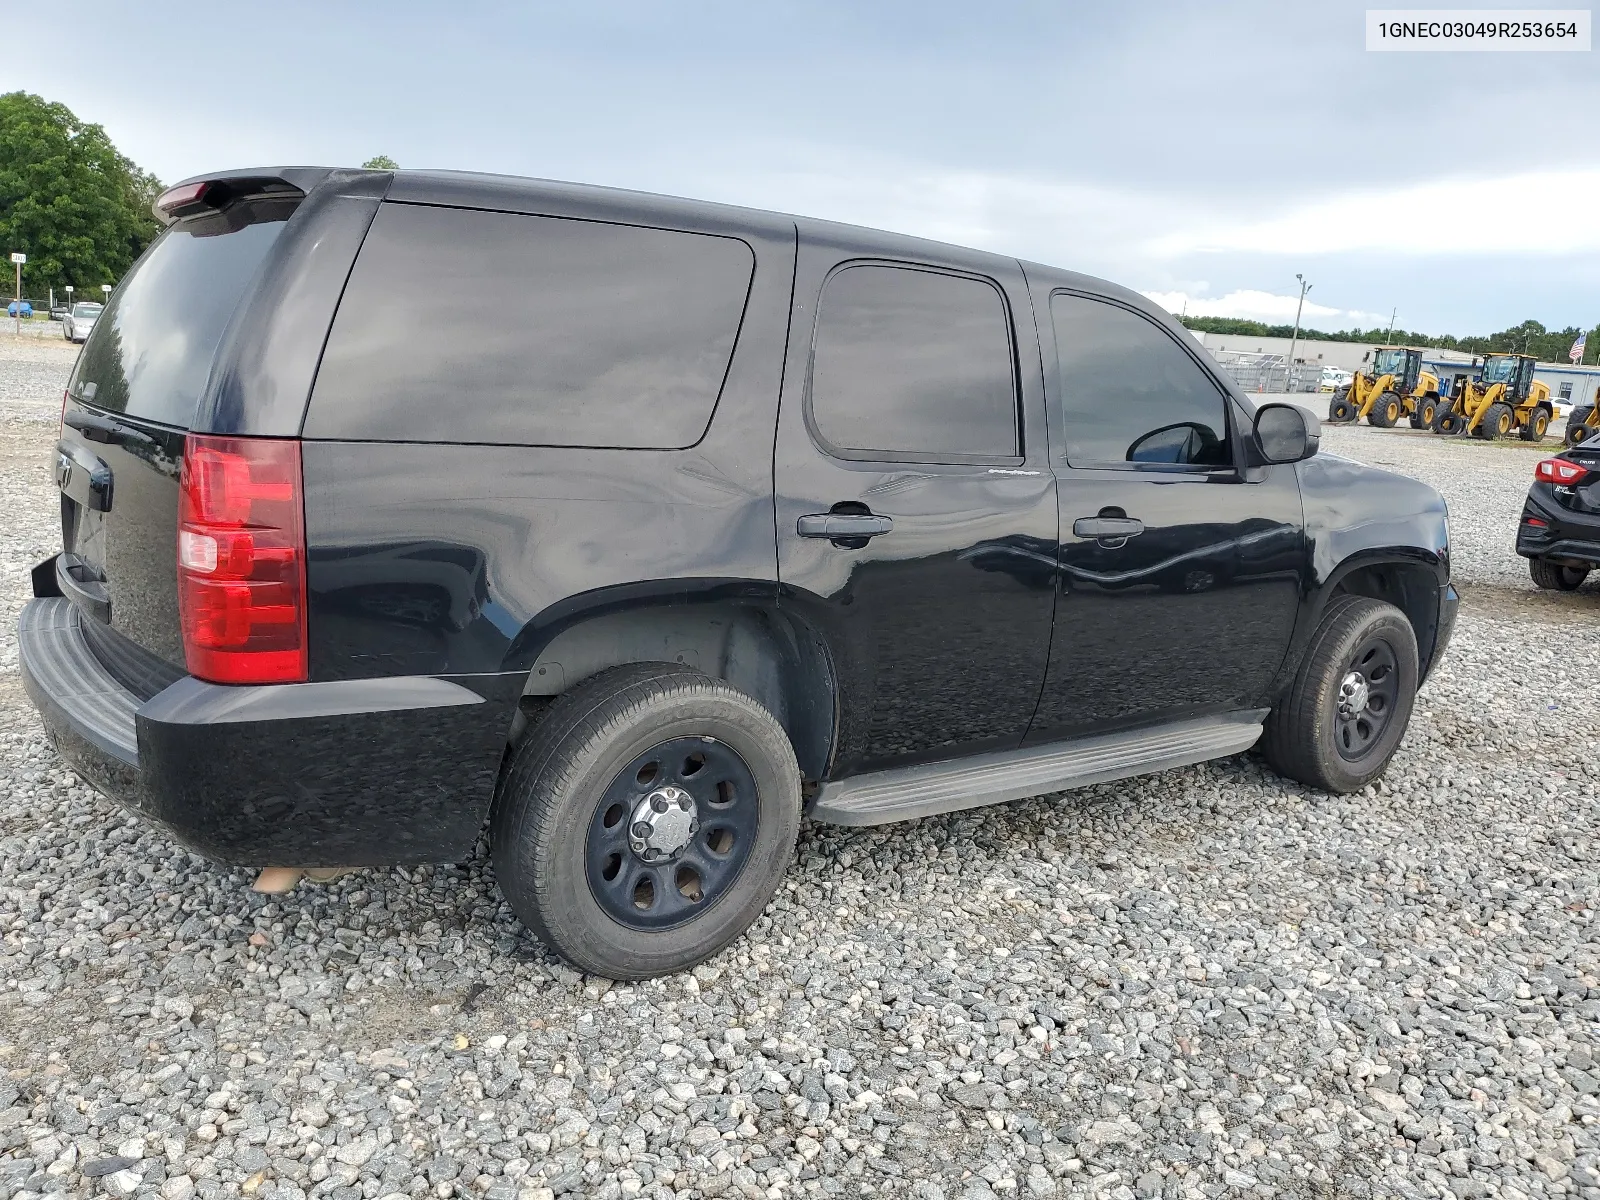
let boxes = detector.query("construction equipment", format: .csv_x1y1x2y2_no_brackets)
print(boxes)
1565,401,1597,446
1325,347,1443,429
1430,352,1553,441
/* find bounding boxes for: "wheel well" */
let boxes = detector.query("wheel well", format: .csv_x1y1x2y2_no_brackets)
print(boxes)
1329,561,1441,673
509,604,835,781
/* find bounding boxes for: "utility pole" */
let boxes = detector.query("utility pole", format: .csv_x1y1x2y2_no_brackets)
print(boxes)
1286,274,1311,392
1384,307,1397,345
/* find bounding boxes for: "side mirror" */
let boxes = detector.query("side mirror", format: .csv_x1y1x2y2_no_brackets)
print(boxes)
1253,403,1319,464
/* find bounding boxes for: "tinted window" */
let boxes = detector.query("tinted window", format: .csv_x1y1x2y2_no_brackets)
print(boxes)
809,264,1018,460
306,204,754,448
1050,293,1231,467
70,200,292,428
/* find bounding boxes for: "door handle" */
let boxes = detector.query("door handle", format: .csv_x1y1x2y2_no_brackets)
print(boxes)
797,512,894,540
1073,516,1145,541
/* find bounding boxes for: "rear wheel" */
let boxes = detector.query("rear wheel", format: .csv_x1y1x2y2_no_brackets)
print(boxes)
1476,403,1513,440
1328,387,1356,423
1529,558,1590,591
491,663,801,979
1260,596,1419,793
1566,404,1596,447
1367,392,1402,428
1519,406,1550,442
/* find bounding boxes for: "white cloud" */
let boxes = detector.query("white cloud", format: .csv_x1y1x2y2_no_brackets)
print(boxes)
1142,289,1383,326
1151,168,1600,257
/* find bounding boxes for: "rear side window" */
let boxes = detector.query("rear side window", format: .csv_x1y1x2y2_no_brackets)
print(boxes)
306,204,754,448
1049,293,1231,468
70,199,293,428
808,264,1019,461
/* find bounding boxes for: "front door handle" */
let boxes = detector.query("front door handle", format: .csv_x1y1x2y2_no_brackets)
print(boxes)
1073,516,1145,541
797,512,894,540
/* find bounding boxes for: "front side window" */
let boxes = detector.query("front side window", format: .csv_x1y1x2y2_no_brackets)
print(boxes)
1049,293,1231,468
809,264,1019,461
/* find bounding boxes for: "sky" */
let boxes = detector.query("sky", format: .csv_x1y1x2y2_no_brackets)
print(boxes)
11,1,1597,336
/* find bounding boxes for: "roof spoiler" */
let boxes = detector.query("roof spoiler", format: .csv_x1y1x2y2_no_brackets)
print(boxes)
152,167,368,225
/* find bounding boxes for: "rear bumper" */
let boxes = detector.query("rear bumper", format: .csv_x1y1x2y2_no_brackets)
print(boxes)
1515,490,1600,567
19,597,519,866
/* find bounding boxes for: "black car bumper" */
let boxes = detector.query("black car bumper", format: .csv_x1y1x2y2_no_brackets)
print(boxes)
1515,490,1600,567
1429,581,1459,683
18,596,520,866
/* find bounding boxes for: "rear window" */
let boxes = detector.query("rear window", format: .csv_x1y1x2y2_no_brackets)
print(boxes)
304,204,755,448
69,199,293,429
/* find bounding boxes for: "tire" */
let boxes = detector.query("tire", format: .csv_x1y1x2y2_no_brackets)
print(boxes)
491,662,801,979
1328,388,1357,423
1260,596,1419,794
1529,558,1590,591
1367,392,1401,428
1566,404,1595,447
1519,407,1550,442
1432,407,1464,436
1475,402,1513,440
1409,397,1437,430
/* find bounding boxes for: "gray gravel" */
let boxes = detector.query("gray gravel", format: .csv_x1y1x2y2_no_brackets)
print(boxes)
2,356,1597,1200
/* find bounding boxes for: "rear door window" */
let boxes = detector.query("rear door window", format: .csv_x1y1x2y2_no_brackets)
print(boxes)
69,199,294,429
808,264,1019,462
305,204,755,448
1049,293,1232,468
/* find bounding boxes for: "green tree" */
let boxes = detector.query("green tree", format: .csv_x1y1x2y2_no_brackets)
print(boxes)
361,155,399,170
0,92,162,301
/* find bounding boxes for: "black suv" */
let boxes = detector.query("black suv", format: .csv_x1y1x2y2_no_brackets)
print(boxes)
20,168,1457,978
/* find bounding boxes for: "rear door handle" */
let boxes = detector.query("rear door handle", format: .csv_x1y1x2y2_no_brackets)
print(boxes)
797,512,894,540
1073,516,1145,540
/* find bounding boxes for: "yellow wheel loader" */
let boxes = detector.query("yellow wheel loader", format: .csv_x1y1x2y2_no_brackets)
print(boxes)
1565,402,1598,447
1325,347,1443,430
1430,353,1553,442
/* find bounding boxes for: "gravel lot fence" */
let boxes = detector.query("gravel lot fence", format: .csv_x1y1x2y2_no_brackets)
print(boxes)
0,342,1595,1200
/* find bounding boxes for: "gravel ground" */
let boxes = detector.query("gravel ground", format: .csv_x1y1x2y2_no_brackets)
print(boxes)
1,356,1596,1200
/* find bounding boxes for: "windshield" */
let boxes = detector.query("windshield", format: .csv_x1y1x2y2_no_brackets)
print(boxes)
71,304,101,318
1373,349,1407,376
1481,355,1518,385
68,197,294,428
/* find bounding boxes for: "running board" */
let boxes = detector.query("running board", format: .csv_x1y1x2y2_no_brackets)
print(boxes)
810,711,1267,827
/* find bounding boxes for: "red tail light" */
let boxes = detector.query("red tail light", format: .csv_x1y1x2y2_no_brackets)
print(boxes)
177,435,307,684
1535,457,1587,485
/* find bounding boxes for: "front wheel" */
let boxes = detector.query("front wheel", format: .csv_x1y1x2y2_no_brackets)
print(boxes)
1529,558,1590,591
491,663,801,979
1367,392,1401,428
1476,402,1513,440
1260,596,1419,793
1409,397,1438,430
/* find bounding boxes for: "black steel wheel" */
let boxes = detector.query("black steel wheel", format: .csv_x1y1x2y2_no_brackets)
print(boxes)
1331,635,1400,762
584,735,761,932
1259,596,1419,793
492,663,801,979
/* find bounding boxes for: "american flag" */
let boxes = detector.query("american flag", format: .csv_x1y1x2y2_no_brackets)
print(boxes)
1572,331,1588,364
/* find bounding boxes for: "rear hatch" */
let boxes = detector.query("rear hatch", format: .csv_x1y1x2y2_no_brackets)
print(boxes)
57,191,299,688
